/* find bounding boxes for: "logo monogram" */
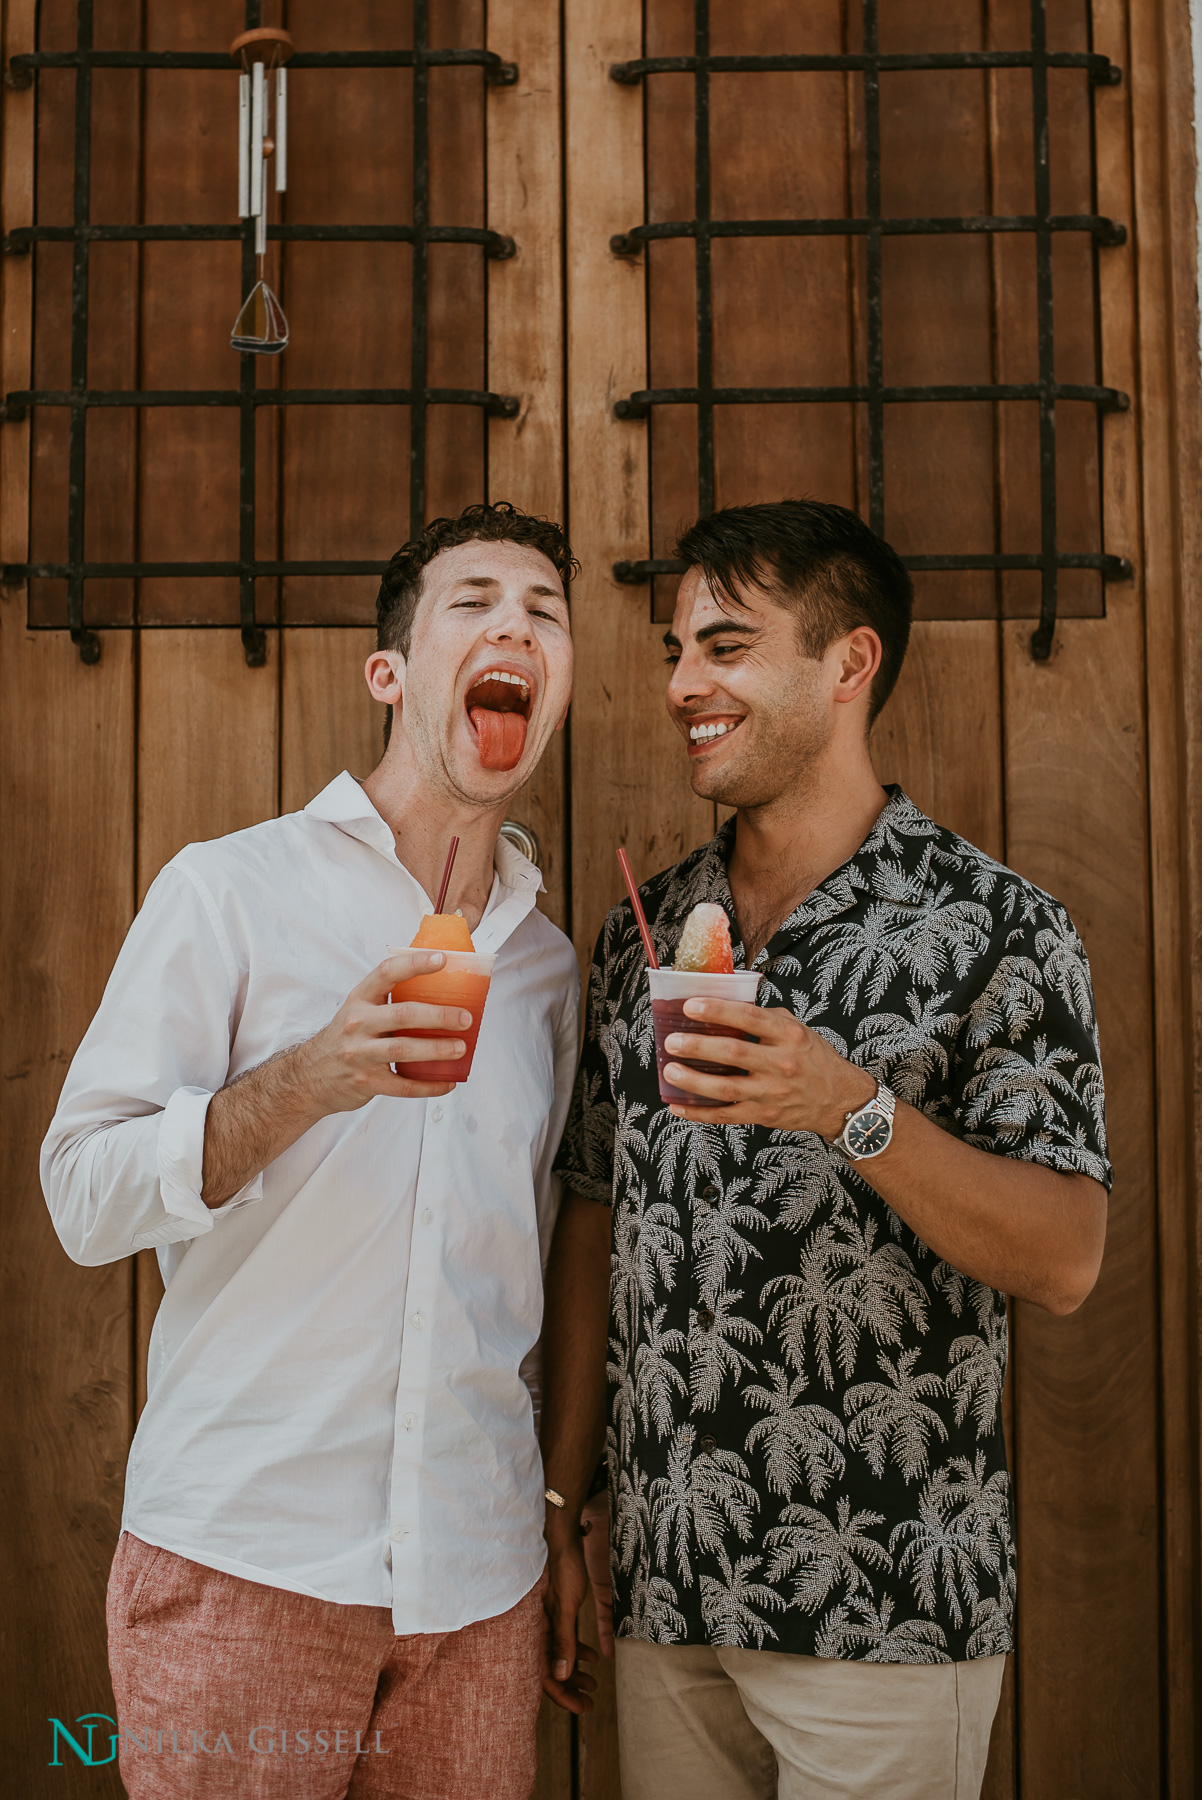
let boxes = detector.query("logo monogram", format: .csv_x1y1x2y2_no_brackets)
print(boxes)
48,1714,119,1767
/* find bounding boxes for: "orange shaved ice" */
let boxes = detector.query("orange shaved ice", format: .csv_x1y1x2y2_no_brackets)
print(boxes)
674,902,734,973
411,912,475,952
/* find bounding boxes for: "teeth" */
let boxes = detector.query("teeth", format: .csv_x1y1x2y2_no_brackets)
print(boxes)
689,721,734,742
471,669,531,698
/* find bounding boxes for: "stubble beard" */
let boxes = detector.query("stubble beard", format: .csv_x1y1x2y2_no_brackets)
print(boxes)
692,702,834,813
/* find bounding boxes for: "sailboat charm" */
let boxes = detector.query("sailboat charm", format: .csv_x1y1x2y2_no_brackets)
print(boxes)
230,278,288,354
230,26,292,356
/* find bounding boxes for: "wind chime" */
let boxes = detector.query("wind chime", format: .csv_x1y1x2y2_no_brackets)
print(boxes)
230,26,292,354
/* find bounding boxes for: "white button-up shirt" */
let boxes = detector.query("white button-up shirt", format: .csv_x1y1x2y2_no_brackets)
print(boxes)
41,772,580,1634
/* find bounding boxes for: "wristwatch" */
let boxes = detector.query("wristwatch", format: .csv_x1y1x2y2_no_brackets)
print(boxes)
835,1080,897,1161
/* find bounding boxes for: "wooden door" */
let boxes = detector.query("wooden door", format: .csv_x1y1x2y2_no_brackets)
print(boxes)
1,1,1199,1796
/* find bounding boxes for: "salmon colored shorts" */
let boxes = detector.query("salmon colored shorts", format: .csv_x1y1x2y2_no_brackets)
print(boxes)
106,1533,545,1799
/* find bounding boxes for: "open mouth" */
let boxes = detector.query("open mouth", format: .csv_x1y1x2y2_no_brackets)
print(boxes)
686,715,744,755
465,668,534,771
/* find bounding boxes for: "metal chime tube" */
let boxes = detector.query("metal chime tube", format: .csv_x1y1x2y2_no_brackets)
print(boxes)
250,60,266,252
275,66,287,193
238,72,251,217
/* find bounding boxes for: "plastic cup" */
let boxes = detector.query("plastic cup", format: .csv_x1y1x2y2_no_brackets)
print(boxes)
386,946,496,1084
648,968,763,1106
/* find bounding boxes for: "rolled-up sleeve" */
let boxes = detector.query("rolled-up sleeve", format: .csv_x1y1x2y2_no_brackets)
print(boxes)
41,861,262,1266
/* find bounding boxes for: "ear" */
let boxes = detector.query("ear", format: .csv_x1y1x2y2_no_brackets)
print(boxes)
831,627,882,708
365,650,405,708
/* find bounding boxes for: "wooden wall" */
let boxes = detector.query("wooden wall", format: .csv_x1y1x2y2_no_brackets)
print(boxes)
2,0,1200,1796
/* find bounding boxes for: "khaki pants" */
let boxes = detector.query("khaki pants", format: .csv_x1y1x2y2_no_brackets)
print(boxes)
614,1638,1005,1800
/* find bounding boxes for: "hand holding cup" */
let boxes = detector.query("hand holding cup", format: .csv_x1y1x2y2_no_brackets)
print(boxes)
297,950,471,1110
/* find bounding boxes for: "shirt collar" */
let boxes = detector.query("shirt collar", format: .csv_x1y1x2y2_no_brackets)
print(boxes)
302,771,545,953
652,785,941,970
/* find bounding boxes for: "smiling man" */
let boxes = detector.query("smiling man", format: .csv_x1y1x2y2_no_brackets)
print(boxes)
42,502,579,1800
540,499,1110,1800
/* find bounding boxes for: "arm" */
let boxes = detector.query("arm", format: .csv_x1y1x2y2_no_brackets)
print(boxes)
662,1001,1106,1315
540,1191,611,1713
202,950,470,1205
41,857,470,1263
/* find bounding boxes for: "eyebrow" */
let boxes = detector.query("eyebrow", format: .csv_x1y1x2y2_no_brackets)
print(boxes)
662,619,761,649
457,575,564,602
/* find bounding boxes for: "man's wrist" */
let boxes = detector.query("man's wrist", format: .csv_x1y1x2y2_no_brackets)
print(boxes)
825,1065,879,1141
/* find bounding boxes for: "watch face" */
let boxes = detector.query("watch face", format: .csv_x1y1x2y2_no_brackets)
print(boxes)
845,1108,891,1157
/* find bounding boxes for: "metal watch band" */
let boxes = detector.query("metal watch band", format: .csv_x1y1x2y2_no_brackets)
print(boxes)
836,1079,896,1160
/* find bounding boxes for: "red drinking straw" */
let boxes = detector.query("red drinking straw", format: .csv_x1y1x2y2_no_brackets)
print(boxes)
617,847,660,970
434,836,460,915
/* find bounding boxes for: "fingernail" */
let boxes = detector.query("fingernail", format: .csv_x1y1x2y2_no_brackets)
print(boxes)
554,1660,570,1681
665,1034,683,1051
451,1042,465,1056
458,1010,472,1027
422,951,444,967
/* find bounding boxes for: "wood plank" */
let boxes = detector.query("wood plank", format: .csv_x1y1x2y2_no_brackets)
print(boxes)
565,0,712,992
869,620,1004,859
487,0,568,934
280,627,380,816
1123,0,1202,1788
0,609,135,1795
137,632,280,902
1,6,136,1793
989,1,1162,1791
1004,602,1161,1798
134,629,279,1382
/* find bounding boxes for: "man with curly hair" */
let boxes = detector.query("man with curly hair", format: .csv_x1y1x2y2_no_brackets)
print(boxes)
43,503,578,1799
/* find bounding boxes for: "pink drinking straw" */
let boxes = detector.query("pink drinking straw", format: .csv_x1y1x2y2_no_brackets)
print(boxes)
617,847,660,970
434,836,460,916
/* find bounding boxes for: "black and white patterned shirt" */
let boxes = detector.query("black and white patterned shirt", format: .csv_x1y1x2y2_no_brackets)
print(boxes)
553,788,1111,1663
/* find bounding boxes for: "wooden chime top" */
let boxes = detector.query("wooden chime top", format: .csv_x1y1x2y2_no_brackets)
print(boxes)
230,27,294,65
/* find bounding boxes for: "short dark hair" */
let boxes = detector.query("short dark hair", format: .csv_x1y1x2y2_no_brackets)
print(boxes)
376,500,578,659
674,499,913,725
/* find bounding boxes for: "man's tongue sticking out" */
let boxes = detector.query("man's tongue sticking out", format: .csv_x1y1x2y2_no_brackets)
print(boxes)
470,704,527,771
466,673,531,772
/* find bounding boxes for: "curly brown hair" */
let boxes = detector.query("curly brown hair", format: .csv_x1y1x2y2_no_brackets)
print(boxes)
376,500,579,659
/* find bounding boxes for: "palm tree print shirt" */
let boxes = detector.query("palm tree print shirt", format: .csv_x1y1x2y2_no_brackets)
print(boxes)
553,788,1111,1663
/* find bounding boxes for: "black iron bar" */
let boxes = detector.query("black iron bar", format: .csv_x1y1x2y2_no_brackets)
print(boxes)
4,389,521,413
66,1,100,662
613,382,1126,413
609,51,1120,80
8,48,517,75
693,0,714,516
608,214,1125,252
613,551,1131,583
1029,0,1059,660
863,0,885,536
410,0,430,537
7,224,516,253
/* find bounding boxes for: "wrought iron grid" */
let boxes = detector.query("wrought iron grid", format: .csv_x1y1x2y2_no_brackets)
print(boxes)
1,0,519,665
609,0,1131,659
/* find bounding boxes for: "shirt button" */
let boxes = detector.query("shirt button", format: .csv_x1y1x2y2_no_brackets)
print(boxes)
696,1307,715,1331
696,1434,717,1456
390,1527,406,1542
403,1413,416,1430
420,1208,433,1226
411,1313,425,1329
430,1105,444,1123
700,1184,718,1202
